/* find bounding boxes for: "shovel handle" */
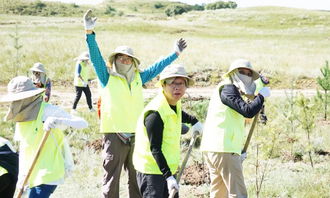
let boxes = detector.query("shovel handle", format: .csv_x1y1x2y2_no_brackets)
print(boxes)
15,130,51,198
168,188,178,198
242,112,259,154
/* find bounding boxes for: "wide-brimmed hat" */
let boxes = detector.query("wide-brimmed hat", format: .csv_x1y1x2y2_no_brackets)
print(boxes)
156,64,194,87
0,76,45,103
30,62,46,73
223,59,259,80
108,46,140,66
75,51,90,61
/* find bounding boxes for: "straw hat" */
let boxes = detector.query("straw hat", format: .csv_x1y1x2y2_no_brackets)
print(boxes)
30,62,46,73
223,59,259,80
108,46,140,66
156,64,194,87
75,51,90,61
0,76,45,103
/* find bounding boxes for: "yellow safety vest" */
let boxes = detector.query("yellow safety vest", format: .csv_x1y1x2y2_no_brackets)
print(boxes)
15,102,65,187
255,78,264,93
100,71,143,133
133,92,182,175
74,62,90,87
200,80,245,154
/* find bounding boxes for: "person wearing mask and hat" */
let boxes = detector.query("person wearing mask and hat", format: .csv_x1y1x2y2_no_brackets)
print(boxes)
83,10,188,198
133,64,203,198
0,137,19,198
72,51,95,113
200,59,271,198
30,62,52,102
0,76,88,198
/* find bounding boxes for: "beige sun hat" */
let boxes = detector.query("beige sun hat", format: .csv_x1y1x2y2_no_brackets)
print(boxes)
156,64,194,87
108,46,140,66
30,62,46,73
223,59,259,80
0,76,45,103
75,51,90,61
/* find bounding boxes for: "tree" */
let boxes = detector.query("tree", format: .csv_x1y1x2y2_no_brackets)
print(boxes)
316,61,330,120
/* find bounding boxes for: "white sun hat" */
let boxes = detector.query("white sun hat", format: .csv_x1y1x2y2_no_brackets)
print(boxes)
0,76,45,103
108,46,140,66
75,51,90,61
156,64,194,87
223,59,259,80
30,62,46,73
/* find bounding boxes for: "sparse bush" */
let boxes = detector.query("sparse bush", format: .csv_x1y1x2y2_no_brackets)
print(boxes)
205,1,237,10
154,2,164,9
104,4,116,15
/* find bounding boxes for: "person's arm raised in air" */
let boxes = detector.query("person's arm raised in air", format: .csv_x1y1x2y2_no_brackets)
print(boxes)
140,38,187,84
83,9,109,88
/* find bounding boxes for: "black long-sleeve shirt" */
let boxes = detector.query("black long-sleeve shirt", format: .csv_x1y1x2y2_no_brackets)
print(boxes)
220,84,264,118
144,105,198,179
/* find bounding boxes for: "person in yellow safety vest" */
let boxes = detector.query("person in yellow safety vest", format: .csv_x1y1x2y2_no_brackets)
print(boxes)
72,51,95,113
0,76,88,198
0,137,19,198
133,64,203,198
30,62,52,103
200,59,271,198
83,9,188,198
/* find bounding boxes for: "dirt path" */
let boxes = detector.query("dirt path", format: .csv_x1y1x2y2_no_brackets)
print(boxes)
0,85,319,110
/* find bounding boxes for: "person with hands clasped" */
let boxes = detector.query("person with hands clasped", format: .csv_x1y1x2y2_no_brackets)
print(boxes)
0,76,88,198
200,59,270,198
83,9,187,198
72,51,94,113
133,64,203,198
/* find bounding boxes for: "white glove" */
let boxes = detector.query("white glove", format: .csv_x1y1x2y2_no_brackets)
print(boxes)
191,122,203,136
240,152,247,163
43,117,61,131
173,38,187,55
166,176,179,192
83,81,88,87
83,9,97,30
258,87,271,98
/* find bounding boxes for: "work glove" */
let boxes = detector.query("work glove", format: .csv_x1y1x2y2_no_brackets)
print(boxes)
191,122,203,136
258,87,271,98
43,117,61,131
240,152,247,163
174,38,187,55
83,9,97,30
166,176,179,192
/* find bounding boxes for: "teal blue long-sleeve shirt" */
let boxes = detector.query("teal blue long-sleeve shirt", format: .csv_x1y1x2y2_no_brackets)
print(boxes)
86,33,178,88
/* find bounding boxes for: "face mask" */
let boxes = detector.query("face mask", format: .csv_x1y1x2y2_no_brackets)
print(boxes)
237,73,253,86
231,71,256,96
115,61,133,75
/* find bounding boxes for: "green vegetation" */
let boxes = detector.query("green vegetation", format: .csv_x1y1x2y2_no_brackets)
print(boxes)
317,61,330,120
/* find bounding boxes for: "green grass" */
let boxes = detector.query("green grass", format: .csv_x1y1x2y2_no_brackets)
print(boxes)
1,6,330,85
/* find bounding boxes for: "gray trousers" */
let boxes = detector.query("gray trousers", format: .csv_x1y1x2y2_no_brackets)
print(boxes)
102,133,142,198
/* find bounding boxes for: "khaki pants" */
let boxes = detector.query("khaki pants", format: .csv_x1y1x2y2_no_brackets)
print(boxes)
102,134,142,198
204,152,247,198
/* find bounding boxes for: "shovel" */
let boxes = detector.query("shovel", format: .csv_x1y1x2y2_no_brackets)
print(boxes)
242,112,260,154
15,130,51,198
168,130,199,198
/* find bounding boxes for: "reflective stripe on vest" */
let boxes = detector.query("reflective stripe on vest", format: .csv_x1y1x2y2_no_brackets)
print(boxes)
0,166,8,176
100,71,143,133
15,102,65,188
74,62,89,87
200,81,245,154
133,92,182,175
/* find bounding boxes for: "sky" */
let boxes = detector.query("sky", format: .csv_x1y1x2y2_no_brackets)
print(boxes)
42,0,330,11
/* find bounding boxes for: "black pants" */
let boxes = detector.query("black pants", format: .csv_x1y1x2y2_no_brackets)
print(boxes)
136,172,178,198
73,86,92,110
0,173,17,198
